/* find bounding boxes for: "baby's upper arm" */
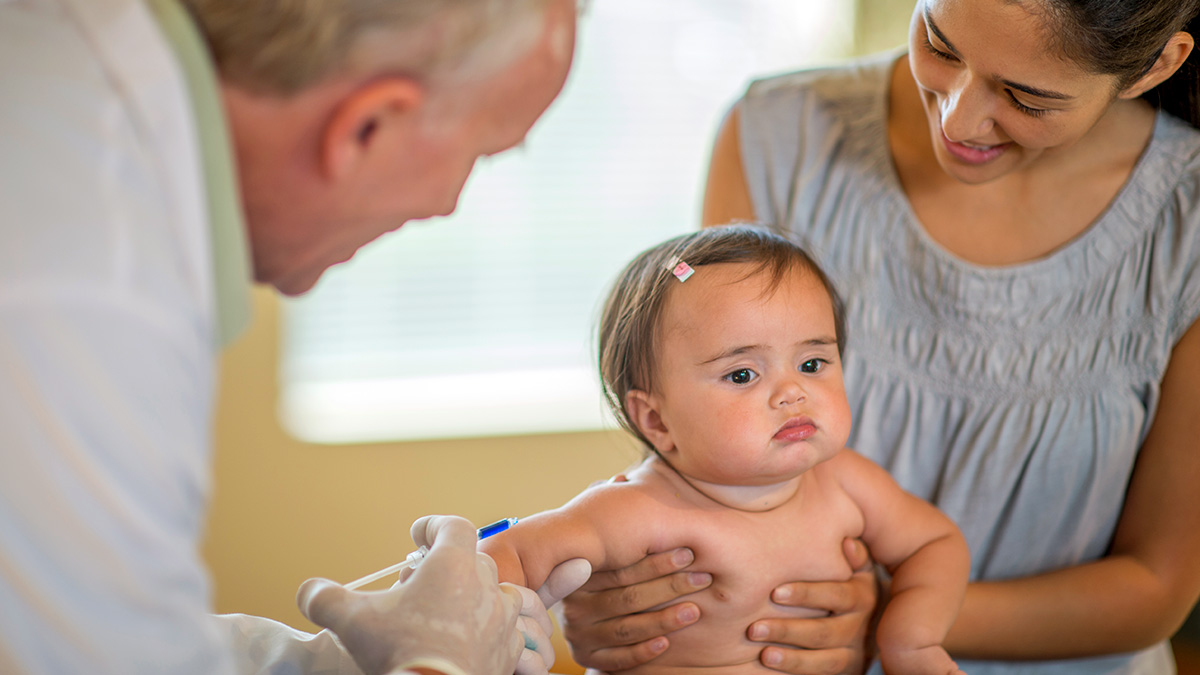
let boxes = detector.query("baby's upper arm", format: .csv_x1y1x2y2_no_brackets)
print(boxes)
831,451,963,572
479,482,654,589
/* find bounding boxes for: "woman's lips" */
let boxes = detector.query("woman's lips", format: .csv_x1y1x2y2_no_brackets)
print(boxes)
774,417,817,442
941,128,1010,165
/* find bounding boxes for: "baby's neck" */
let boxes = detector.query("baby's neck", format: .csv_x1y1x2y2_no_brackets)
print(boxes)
652,459,803,512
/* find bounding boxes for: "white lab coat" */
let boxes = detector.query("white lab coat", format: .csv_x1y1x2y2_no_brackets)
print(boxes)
0,0,358,672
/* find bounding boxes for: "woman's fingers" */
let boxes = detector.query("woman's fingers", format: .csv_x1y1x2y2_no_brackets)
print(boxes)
581,548,698,591
759,645,862,675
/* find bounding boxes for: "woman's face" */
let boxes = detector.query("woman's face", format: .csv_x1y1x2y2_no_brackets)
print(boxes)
907,0,1125,185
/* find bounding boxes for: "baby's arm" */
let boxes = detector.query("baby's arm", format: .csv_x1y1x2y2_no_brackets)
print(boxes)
834,451,970,675
479,483,648,591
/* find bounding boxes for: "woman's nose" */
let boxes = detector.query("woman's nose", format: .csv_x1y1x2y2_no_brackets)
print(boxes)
939,73,995,142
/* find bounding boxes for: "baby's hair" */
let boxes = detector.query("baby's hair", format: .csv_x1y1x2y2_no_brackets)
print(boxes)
597,224,846,447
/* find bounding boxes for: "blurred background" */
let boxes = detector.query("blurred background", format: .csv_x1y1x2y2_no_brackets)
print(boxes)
201,1,1200,672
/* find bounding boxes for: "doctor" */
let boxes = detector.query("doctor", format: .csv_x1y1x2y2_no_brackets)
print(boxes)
0,0,590,674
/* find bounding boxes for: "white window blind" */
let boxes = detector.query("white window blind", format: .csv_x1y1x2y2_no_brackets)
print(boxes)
280,0,859,443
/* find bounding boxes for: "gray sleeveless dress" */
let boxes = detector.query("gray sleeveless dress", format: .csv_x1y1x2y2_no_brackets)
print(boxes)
737,52,1200,674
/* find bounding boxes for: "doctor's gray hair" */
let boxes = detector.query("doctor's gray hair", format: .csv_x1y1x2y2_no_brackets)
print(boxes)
181,0,556,96
597,225,846,449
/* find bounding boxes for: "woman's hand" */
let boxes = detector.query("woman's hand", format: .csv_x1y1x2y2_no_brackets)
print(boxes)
748,539,878,675
557,547,713,672
558,538,877,675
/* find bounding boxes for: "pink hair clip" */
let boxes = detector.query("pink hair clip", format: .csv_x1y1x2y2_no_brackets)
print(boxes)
665,256,694,283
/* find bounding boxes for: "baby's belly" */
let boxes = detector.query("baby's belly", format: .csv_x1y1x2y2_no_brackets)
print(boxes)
615,584,827,675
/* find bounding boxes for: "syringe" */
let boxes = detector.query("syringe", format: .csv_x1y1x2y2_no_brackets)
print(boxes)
344,517,518,591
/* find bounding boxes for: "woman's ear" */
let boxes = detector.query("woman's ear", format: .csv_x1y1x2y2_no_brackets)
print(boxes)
1119,31,1196,100
625,389,675,454
320,77,425,181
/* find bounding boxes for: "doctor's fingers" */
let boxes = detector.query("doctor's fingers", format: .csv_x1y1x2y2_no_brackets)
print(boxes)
538,558,592,608
411,514,479,550
296,577,354,633
514,611,556,675
510,582,555,638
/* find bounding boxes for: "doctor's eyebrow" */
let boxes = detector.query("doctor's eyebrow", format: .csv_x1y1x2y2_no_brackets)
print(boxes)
924,10,1075,102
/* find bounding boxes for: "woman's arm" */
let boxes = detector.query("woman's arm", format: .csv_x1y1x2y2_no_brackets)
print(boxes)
701,106,755,227
946,318,1200,658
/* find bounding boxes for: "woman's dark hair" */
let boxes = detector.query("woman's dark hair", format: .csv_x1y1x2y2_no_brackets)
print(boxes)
1036,0,1200,128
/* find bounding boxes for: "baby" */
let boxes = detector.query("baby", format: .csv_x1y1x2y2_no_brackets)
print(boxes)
480,225,969,675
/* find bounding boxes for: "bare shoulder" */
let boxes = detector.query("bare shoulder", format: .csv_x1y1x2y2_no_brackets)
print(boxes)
554,461,674,524
820,448,913,514
823,447,894,482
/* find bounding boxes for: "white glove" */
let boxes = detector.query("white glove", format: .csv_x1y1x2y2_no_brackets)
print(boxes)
298,515,523,675
513,558,593,675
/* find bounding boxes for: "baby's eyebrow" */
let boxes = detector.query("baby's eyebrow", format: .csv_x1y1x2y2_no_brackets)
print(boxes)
698,337,837,366
698,344,761,366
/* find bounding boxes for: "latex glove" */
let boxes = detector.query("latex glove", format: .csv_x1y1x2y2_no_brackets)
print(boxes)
513,558,593,675
298,515,523,675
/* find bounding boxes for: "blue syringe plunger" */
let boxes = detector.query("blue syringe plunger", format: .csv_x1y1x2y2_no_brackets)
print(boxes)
344,516,518,591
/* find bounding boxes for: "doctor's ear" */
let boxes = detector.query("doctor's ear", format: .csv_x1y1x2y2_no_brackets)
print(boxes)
320,77,425,181
625,389,674,454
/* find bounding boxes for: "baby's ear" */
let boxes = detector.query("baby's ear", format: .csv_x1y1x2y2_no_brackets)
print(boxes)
625,389,675,453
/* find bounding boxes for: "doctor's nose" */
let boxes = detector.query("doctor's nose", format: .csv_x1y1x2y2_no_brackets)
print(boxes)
939,76,995,142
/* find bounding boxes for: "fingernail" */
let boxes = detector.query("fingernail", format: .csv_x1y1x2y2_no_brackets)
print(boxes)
689,572,711,588
673,548,694,567
772,586,791,602
748,623,767,640
649,637,668,654
762,648,782,666
677,604,699,623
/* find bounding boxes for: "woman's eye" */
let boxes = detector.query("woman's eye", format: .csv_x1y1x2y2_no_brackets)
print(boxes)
922,36,957,63
800,359,825,374
1007,93,1050,118
724,369,757,385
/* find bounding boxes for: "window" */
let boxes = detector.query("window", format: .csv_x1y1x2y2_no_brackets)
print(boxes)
281,0,860,443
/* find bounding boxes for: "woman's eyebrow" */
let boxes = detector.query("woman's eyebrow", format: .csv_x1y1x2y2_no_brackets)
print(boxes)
925,9,1075,102
925,10,962,57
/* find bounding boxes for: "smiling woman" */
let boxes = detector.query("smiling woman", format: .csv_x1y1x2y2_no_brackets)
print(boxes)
671,0,1200,673
552,0,1200,674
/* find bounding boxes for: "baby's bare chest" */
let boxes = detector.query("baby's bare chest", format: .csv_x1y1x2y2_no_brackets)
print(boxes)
635,483,863,615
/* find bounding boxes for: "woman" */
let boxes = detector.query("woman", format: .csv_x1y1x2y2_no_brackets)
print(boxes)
558,0,1200,673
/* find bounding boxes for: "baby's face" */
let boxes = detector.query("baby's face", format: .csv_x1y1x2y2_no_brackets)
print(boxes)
648,262,851,487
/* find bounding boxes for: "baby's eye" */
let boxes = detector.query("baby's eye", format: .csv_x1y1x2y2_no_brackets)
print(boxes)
724,369,757,385
799,359,826,374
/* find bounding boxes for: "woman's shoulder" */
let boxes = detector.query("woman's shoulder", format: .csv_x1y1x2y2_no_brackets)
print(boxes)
1134,112,1200,232
742,48,901,115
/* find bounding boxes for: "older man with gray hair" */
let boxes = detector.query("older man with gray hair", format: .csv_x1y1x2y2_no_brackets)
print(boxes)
0,0,588,674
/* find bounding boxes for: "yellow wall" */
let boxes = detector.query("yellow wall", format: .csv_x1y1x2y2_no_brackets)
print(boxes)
202,288,643,673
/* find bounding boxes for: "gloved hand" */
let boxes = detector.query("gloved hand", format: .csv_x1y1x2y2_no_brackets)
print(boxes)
298,515,523,675
513,558,593,675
